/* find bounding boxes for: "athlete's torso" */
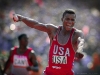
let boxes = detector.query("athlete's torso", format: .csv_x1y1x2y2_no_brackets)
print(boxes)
48,27,76,70
10,46,33,75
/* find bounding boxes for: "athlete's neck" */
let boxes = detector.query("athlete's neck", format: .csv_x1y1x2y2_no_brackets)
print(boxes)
61,27,72,35
19,45,27,51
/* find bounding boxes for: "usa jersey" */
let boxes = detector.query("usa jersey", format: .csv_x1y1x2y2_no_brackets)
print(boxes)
44,27,75,75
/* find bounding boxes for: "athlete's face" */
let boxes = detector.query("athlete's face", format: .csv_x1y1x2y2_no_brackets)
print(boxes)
62,13,75,31
20,36,28,46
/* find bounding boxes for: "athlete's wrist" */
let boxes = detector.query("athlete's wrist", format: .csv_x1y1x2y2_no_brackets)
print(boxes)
30,66,39,72
18,15,24,21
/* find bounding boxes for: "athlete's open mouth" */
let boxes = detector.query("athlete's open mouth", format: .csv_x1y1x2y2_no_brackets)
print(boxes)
66,25,72,28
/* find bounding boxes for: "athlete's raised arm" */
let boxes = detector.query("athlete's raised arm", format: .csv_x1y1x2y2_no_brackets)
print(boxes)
13,14,58,34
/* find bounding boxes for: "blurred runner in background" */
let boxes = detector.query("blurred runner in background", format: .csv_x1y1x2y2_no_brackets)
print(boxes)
3,34,39,75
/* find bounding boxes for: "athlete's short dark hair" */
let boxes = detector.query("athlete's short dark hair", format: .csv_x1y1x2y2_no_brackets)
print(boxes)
18,34,27,41
62,9,76,19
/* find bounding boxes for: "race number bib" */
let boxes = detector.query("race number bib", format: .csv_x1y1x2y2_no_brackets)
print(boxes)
13,55,29,67
52,55,67,64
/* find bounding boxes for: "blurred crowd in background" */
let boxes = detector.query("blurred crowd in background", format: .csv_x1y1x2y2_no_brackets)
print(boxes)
0,0,100,75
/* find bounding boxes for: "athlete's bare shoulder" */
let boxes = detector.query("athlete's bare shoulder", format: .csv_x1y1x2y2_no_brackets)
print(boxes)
29,49,36,58
30,50,35,54
46,24,58,34
74,28,82,33
11,46,18,50
7,46,18,59
47,25,61,45
72,28,84,44
10,46,18,54
74,28,83,37
27,47,35,55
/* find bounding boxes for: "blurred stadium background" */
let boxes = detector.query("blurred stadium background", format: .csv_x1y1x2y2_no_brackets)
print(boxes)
0,0,100,75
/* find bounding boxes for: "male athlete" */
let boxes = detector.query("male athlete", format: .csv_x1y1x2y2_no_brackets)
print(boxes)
3,34,39,75
13,9,84,75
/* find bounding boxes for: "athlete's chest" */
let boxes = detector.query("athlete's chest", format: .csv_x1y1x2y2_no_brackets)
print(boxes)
57,33,70,45
52,43,71,56
12,49,30,67
13,55,29,67
51,44,75,64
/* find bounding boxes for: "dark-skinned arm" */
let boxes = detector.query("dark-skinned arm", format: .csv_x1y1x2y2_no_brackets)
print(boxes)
3,50,13,74
26,50,39,72
13,14,58,34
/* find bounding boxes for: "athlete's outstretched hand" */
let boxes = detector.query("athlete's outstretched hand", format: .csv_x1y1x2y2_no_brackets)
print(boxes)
13,14,23,22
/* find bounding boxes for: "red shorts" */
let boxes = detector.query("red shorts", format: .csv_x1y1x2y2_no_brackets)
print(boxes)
44,67,74,75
